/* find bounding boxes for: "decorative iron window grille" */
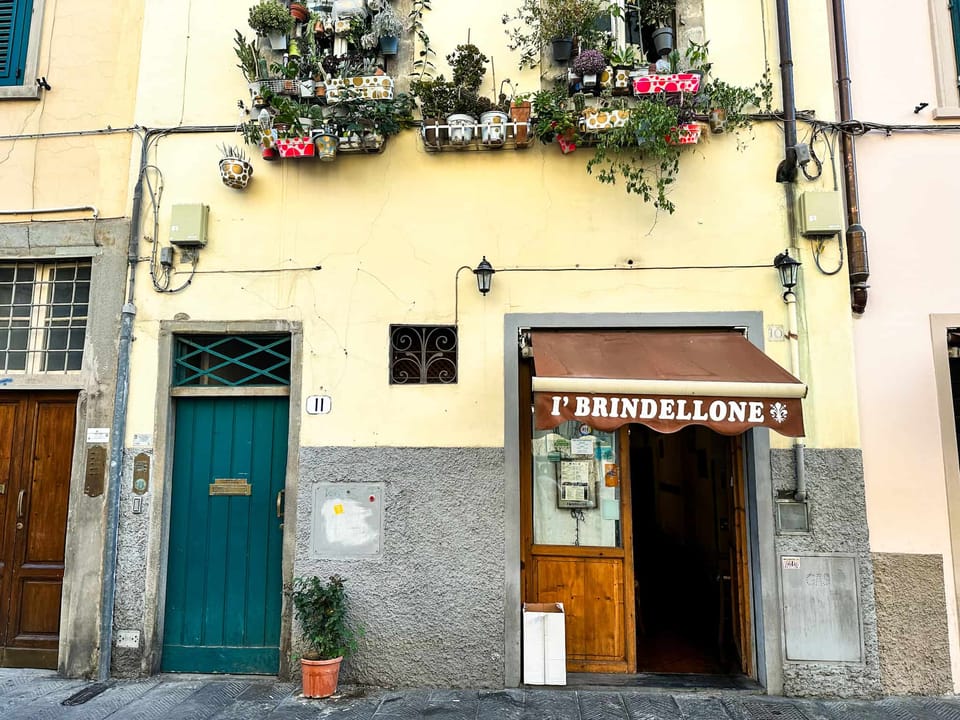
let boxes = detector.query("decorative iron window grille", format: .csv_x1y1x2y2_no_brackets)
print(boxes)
389,325,458,385
173,334,291,387
0,260,91,373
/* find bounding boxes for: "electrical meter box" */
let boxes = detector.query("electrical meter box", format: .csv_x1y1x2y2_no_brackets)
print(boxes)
798,192,842,237
169,203,209,247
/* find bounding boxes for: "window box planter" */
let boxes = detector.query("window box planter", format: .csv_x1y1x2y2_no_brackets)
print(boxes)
579,108,630,133
276,137,317,158
667,123,702,145
326,76,395,103
338,132,385,152
633,73,701,95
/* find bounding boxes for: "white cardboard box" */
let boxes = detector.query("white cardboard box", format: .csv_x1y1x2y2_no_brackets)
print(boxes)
522,602,566,685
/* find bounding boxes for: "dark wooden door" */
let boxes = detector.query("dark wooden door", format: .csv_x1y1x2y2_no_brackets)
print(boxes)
0,392,76,669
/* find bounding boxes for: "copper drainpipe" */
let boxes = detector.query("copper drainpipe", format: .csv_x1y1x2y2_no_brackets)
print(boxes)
831,0,870,313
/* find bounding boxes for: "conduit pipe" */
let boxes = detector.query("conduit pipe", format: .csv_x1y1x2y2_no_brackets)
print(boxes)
0,205,99,219
831,0,870,313
774,1,808,502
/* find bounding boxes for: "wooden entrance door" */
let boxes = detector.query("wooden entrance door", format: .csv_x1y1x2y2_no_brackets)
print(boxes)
162,396,288,674
0,392,76,669
727,436,752,675
520,362,636,674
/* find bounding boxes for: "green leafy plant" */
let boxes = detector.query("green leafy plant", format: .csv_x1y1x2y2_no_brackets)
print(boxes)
573,49,607,76
248,0,294,36
219,143,250,162
447,44,488,93
531,86,577,143
503,0,612,69
635,0,676,26
409,0,436,83
607,45,637,68
371,5,405,40
410,75,457,118
289,575,362,661
586,98,685,213
234,31,265,82
331,92,415,138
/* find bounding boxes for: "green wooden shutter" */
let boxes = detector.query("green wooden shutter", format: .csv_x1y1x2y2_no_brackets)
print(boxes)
952,1,960,91
0,0,33,87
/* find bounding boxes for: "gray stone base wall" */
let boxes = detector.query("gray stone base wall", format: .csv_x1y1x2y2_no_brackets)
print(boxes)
771,448,882,698
296,447,506,688
872,552,952,695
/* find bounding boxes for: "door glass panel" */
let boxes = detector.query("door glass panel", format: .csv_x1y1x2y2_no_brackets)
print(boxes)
532,420,621,547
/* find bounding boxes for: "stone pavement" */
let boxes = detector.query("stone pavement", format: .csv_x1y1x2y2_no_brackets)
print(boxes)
1,669,959,719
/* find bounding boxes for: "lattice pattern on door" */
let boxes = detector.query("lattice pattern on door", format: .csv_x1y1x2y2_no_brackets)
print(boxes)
173,334,291,387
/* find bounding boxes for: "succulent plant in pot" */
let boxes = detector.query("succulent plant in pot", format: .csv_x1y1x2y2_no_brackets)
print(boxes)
218,143,253,190
371,5,405,55
635,0,676,56
248,0,294,50
503,0,609,68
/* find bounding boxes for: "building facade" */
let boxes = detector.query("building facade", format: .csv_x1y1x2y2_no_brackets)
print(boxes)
2,0,936,699
0,0,143,677
845,0,960,697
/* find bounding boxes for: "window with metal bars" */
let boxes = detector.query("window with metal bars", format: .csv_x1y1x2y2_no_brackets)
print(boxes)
0,260,90,373
173,334,291,387
389,325,458,385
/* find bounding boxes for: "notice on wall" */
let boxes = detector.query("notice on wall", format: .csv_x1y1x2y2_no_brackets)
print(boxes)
86,427,110,444
570,437,595,456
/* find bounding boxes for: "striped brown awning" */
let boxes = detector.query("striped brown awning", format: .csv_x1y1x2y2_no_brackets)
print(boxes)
531,330,806,437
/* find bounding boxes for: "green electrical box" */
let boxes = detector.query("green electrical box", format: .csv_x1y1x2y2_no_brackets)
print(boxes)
797,192,842,237
169,203,209,247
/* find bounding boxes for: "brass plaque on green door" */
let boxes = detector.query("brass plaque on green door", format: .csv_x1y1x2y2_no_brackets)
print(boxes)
209,478,252,496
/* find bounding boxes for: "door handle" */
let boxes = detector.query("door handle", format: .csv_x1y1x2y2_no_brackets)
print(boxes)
16,489,24,519
276,490,284,519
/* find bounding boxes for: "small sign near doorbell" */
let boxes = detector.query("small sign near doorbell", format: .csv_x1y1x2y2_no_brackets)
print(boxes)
305,395,332,415
115,630,141,649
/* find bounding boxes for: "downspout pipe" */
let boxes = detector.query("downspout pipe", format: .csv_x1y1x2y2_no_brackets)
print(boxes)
774,3,807,502
831,0,870,314
97,128,154,681
97,123,240,681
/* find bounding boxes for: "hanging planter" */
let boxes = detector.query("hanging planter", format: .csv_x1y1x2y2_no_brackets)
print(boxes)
557,128,577,154
446,113,477,145
551,38,573,63
312,128,339,161
218,144,254,190
379,35,400,55
289,3,309,22
633,72,701,95
421,118,447,149
276,137,316,158
666,122,702,145
651,26,674,56
708,107,728,133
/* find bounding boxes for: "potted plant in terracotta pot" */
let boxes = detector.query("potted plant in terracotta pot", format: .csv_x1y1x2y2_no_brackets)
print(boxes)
290,575,362,699
248,0,295,51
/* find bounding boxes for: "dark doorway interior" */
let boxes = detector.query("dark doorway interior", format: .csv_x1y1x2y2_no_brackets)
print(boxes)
630,424,746,674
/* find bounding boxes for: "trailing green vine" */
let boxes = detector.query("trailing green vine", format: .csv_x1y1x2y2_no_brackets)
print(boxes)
409,0,435,83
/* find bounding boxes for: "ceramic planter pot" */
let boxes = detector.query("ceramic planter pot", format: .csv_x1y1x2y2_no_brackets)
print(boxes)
557,128,577,154
446,113,476,145
265,32,287,51
421,117,447,149
709,108,728,133
651,26,674,56
479,111,509,147
332,0,367,22
379,35,400,55
312,130,339,161
219,157,253,190
289,3,309,22
299,79,315,98
301,657,342,699
552,38,573,63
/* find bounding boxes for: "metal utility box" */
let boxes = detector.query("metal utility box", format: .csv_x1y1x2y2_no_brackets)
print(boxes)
169,203,209,247
798,192,843,236
310,482,384,559
780,553,863,662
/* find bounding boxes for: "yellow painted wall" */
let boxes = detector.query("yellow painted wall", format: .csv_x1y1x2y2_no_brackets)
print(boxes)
0,1,143,218
125,0,859,451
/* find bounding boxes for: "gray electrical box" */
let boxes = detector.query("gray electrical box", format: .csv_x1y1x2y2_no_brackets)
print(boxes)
310,482,384,559
169,203,209,247
780,553,863,663
798,192,842,236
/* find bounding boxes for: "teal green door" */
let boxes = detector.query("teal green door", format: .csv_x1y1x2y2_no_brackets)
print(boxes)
162,396,288,673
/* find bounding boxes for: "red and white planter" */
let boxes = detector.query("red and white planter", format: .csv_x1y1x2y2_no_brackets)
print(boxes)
633,73,701,95
276,137,316,158
667,123,703,146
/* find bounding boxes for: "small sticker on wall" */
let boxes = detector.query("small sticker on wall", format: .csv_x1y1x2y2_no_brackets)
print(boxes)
333,503,344,515
782,556,801,570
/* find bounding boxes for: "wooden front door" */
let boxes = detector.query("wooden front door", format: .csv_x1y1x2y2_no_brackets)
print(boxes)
0,392,76,669
521,362,636,674
162,395,287,674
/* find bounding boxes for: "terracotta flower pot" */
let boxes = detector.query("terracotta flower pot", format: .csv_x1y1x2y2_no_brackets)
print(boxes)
509,101,531,145
289,3,309,22
301,656,342,699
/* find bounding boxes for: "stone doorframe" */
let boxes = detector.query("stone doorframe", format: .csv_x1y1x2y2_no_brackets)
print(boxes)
141,320,303,679
502,311,783,694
